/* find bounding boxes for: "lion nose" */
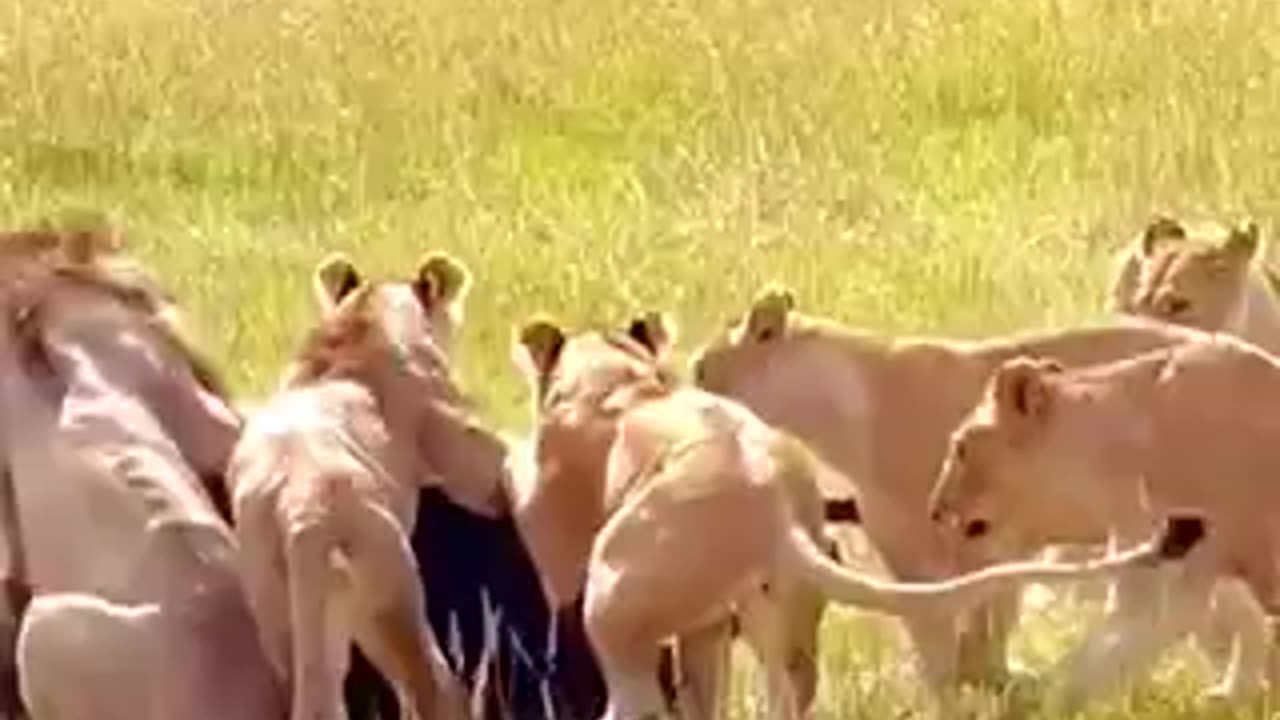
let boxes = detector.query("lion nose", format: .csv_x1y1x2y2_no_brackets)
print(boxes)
927,496,947,523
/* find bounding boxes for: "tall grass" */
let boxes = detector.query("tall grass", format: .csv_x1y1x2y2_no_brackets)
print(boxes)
3,0,1280,716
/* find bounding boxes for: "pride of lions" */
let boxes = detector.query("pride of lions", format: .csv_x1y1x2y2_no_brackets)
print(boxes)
0,215,1273,720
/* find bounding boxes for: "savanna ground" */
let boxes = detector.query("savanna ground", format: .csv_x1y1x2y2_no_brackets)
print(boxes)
3,0,1280,717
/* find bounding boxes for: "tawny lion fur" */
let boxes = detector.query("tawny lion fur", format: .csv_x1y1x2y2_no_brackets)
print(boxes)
929,337,1280,712
1109,215,1280,356
0,231,280,720
1104,214,1275,694
511,311,1194,720
688,286,1214,699
227,251,509,720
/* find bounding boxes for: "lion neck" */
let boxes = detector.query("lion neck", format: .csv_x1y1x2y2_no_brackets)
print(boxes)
292,335,466,465
733,325,891,480
297,367,439,493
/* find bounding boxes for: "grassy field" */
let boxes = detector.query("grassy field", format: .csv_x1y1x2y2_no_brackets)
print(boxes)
4,0,1280,716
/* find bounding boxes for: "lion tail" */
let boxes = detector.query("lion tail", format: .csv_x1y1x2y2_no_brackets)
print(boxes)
778,515,1201,618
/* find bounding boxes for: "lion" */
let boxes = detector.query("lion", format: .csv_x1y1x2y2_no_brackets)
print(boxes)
1104,214,1277,691
227,252,510,720
686,286,1225,699
1108,215,1280,356
1,230,281,720
509,311,1201,720
927,336,1280,713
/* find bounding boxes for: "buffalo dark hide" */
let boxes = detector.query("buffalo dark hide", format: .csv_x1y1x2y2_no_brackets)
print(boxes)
344,488,606,720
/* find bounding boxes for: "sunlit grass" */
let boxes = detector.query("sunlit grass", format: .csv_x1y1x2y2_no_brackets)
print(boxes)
4,0,1280,716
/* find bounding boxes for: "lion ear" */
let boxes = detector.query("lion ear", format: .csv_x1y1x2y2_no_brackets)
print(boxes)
414,252,472,309
627,311,677,359
744,284,795,342
314,252,363,314
514,316,566,381
1222,221,1261,264
1139,215,1187,257
991,357,1060,434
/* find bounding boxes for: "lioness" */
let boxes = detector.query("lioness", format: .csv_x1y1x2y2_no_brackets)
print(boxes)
687,286,1211,698
1109,215,1280,356
1105,214,1275,694
228,252,509,720
510,311,1200,720
1,230,281,720
928,337,1280,712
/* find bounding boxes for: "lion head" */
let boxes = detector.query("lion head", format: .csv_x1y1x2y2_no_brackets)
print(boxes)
288,250,508,517
509,310,678,606
927,355,1130,554
688,284,797,397
1110,216,1263,331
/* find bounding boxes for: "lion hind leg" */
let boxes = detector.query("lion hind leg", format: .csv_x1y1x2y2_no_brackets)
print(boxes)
582,616,664,720
582,579,666,720
342,500,466,720
738,589,800,720
233,500,291,687
285,521,346,720
672,619,732,720
16,594,159,720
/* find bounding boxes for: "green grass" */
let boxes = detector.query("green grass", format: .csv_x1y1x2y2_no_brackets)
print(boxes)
4,0,1280,716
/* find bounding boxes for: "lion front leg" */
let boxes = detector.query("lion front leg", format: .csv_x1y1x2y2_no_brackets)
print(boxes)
1198,578,1267,701
953,589,1022,688
1264,616,1280,707
1051,563,1211,714
1230,545,1280,705
896,608,964,708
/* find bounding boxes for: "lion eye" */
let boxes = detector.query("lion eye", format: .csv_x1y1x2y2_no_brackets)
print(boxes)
1162,296,1191,316
953,439,967,462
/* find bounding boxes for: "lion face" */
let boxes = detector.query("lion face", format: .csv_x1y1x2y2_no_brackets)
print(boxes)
1115,216,1261,331
689,284,800,400
931,421,1008,543
928,356,1102,553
